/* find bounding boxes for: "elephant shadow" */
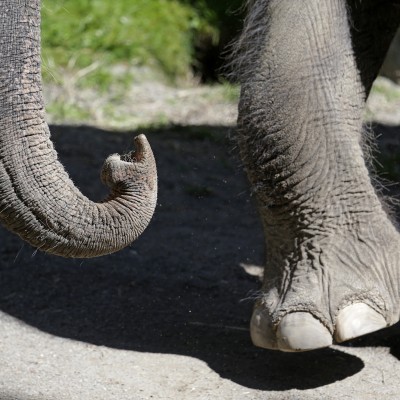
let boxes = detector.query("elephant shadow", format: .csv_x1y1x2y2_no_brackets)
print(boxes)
1,123,399,391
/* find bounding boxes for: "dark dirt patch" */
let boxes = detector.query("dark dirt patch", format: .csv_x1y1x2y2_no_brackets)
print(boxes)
1,124,400,399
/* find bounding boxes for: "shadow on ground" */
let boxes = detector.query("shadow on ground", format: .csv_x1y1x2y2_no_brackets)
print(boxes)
1,123,399,391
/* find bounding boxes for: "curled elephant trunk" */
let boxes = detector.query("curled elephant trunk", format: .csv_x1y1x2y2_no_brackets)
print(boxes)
0,1,157,257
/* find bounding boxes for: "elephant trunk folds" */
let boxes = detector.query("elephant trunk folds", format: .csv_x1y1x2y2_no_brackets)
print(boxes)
0,0,157,257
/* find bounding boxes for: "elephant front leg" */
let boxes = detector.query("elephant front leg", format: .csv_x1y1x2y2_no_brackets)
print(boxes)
236,0,400,351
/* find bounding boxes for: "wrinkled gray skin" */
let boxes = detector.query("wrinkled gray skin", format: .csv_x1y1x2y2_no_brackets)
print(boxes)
235,0,400,351
2,0,400,352
0,1,157,258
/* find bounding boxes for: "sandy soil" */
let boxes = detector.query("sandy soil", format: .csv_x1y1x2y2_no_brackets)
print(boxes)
2,80,400,399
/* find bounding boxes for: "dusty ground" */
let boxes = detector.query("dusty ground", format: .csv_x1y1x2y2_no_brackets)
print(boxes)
2,78,400,399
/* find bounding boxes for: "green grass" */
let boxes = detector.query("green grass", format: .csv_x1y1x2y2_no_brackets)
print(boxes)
220,81,240,102
41,0,219,85
46,100,91,123
370,79,400,102
41,1,242,126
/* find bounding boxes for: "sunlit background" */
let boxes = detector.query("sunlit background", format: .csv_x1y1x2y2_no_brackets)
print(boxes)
39,1,400,182
41,0,242,128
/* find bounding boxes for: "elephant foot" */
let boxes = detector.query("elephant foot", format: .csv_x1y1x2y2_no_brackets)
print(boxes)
251,309,331,351
251,304,387,352
250,217,400,352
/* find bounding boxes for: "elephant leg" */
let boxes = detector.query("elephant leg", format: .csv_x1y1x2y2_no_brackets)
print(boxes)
236,0,400,351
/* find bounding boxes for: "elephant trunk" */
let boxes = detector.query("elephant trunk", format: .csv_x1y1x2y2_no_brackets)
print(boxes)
0,0,157,257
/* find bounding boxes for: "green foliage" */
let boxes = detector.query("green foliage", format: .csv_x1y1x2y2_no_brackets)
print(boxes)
184,0,243,34
371,80,400,102
182,0,244,80
220,81,240,102
41,0,219,81
46,100,91,123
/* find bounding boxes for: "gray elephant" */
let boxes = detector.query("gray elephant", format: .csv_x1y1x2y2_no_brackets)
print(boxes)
0,0,157,258
2,0,400,353
235,0,400,351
